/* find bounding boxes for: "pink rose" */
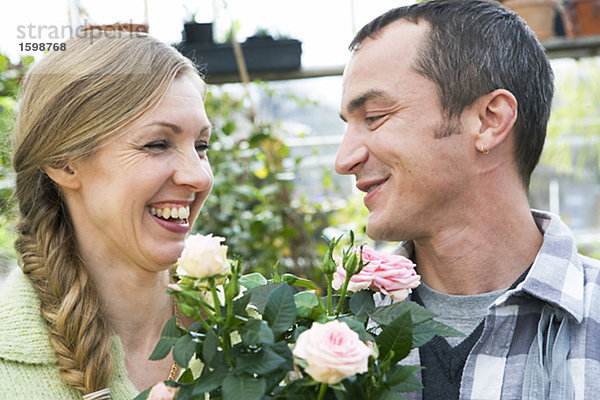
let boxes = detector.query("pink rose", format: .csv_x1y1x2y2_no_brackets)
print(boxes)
176,234,229,279
292,320,373,384
332,246,420,301
147,382,177,400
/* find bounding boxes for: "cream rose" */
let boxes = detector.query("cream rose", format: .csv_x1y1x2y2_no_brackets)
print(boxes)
292,320,373,384
176,234,229,279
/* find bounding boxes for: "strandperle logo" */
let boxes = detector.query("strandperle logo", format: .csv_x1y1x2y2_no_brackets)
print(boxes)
16,20,145,43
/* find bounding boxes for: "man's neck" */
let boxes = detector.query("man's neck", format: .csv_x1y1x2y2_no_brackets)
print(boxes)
412,203,542,295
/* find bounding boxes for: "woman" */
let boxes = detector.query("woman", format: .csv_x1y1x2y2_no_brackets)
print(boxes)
0,30,212,399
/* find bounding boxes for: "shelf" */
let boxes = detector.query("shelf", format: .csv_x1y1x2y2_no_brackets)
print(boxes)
202,35,600,85
542,35,600,59
203,65,344,84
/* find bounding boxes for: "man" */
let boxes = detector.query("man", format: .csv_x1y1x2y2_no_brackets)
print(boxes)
335,0,600,399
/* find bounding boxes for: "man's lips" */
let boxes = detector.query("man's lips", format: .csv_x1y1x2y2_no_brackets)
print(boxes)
356,178,389,194
357,178,389,206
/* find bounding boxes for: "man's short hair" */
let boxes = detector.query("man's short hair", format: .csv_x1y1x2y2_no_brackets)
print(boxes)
350,0,554,188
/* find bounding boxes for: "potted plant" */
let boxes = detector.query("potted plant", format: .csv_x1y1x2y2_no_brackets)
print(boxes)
182,6,213,44
177,27,302,76
565,0,600,36
501,0,561,40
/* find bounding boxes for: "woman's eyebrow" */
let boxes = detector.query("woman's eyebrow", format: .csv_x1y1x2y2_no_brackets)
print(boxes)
143,121,212,136
144,121,183,134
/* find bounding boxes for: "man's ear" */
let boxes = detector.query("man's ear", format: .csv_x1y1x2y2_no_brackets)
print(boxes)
44,163,81,190
473,89,518,154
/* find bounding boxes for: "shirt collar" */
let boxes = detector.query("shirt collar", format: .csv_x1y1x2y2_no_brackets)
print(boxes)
511,210,584,322
392,210,585,322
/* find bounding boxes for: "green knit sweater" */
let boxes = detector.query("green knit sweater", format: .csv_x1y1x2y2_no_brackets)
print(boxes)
0,268,139,399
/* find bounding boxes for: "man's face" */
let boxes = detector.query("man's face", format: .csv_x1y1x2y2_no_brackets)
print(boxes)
336,20,475,242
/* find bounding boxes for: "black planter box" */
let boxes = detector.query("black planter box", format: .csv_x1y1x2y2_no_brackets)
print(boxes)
183,23,213,44
178,36,302,75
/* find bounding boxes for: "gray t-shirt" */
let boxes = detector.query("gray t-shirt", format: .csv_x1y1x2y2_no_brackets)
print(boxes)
415,282,507,346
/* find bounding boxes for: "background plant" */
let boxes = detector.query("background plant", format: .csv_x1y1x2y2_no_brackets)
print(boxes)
0,52,32,273
0,55,336,283
198,85,332,281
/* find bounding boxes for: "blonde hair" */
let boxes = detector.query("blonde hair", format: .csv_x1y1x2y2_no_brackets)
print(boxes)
12,30,204,394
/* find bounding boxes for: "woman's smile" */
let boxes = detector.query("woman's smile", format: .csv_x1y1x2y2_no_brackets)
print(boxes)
148,204,192,234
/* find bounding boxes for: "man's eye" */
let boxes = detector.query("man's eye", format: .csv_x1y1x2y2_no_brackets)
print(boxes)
196,143,210,155
365,115,384,124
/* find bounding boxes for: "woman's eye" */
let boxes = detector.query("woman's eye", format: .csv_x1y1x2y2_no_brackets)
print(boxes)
144,141,169,150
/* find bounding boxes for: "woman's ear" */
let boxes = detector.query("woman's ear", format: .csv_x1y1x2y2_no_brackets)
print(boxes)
474,89,518,153
44,163,81,190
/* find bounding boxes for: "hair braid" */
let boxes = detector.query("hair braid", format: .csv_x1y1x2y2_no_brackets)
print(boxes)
15,172,112,393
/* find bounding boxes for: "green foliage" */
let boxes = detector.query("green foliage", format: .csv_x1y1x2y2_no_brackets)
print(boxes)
0,53,33,167
142,232,458,400
543,58,600,176
0,53,33,269
198,86,331,278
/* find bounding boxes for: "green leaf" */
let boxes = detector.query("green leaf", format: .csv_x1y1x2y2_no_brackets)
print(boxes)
376,312,413,364
334,379,365,399
173,333,196,368
339,316,374,342
192,365,229,395
202,331,218,366
391,373,424,393
385,365,422,386
263,284,297,336
293,325,309,341
232,292,252,316
178,368,195,384
149,316,181,361
132,387,150,400
371,389,405,400
221,374,266,400
282,273,317,290
239,272,268,289
247,283,282,314
349,290,375,316
179,303,204,321
294,291,320,319
173,288,205,308
309,296,327,320
262,369,290,395
236,345,288,375
173,384,193,400
270,340,294,370
411,324,437,348
420,319,465,338
368,300,436,326
239,319,275,345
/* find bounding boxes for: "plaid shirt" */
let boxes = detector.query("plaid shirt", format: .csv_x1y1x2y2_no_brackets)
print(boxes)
387,210,600,400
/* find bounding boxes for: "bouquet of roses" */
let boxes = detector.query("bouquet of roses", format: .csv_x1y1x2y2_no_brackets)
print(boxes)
137,232,460,400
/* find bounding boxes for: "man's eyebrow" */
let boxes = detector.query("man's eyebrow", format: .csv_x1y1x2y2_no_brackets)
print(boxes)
340,89,391,121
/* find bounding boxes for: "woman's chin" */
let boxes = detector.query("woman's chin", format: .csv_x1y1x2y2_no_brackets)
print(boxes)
147,245,185,270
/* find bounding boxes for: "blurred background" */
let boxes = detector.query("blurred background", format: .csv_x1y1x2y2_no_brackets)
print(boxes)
1,0,599,288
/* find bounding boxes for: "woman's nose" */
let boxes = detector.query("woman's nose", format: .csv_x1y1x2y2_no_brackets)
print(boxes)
172,148,213,192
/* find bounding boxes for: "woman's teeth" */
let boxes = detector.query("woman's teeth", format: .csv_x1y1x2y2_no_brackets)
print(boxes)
149,206,190,221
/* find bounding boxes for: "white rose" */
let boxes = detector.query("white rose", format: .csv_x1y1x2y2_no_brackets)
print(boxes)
176,234,229,278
